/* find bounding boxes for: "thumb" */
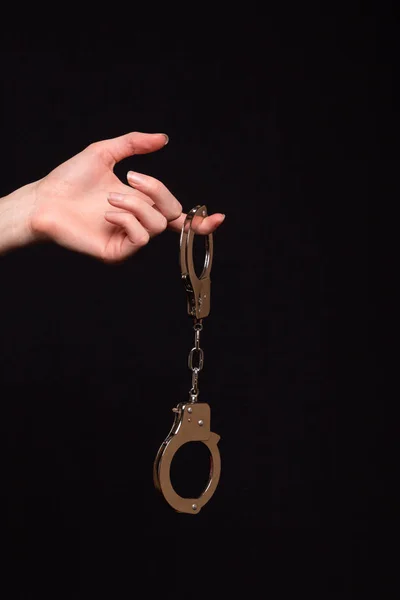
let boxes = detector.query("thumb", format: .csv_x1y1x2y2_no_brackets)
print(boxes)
93,132,169,166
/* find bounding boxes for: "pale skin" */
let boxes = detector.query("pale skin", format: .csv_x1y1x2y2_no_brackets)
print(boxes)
0,132,225,260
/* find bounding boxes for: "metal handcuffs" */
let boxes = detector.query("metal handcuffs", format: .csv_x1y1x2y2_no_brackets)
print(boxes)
153,205,221,514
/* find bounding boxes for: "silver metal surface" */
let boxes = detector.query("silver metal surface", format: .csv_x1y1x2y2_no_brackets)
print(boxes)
153,204,221,514
179,205,213,320
153,403,221,514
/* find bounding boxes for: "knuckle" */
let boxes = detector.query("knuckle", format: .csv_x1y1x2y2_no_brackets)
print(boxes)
125,136,137,154
86,141,110,161
156,215,168,233
101,251,122,265
103,255,118,265
87,141,102,154
127,195,140,209
136,231,150,247
169,201,183,221
101,243,123,264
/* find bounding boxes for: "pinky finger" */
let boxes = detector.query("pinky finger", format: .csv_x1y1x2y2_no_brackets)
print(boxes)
104,211,150,247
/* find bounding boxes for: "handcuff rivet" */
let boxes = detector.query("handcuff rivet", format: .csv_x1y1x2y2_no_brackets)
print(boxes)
192,504,198,511
187,407,193,413
198,420,204,426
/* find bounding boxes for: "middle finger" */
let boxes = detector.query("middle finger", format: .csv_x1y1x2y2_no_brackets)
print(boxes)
126,171,182,222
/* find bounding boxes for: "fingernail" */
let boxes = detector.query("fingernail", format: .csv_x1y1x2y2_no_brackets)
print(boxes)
127,171,145,185
107,192,125,204
221,214,226,221
161,133,169,145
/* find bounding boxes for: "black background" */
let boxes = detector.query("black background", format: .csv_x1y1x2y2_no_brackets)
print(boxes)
0,15,383,598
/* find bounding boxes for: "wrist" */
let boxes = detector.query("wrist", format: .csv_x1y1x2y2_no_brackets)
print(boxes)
0,182,39,255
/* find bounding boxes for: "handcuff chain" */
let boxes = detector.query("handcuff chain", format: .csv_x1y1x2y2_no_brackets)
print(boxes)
188,321,204,402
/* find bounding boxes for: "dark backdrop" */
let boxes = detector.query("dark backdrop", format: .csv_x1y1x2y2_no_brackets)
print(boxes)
0,17,380,597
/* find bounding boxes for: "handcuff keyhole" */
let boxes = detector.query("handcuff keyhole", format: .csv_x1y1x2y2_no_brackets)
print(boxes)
170,442,212,499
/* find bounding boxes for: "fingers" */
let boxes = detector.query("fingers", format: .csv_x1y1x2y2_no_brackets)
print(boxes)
104,211,150,247
127,171,182,222
167,212,226,234
106,191,225,246
126,171,225,234
106,193,168,236
89,132,169,167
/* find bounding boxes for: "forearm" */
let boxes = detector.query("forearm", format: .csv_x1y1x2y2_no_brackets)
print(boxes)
0,182,37,255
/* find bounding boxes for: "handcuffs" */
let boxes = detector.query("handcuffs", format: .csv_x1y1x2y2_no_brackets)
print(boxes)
153,205,221,514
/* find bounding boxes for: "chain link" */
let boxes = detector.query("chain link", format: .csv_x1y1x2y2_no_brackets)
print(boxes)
188,321,204,402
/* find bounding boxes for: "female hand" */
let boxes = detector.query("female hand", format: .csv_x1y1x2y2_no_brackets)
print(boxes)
0,132,225,260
